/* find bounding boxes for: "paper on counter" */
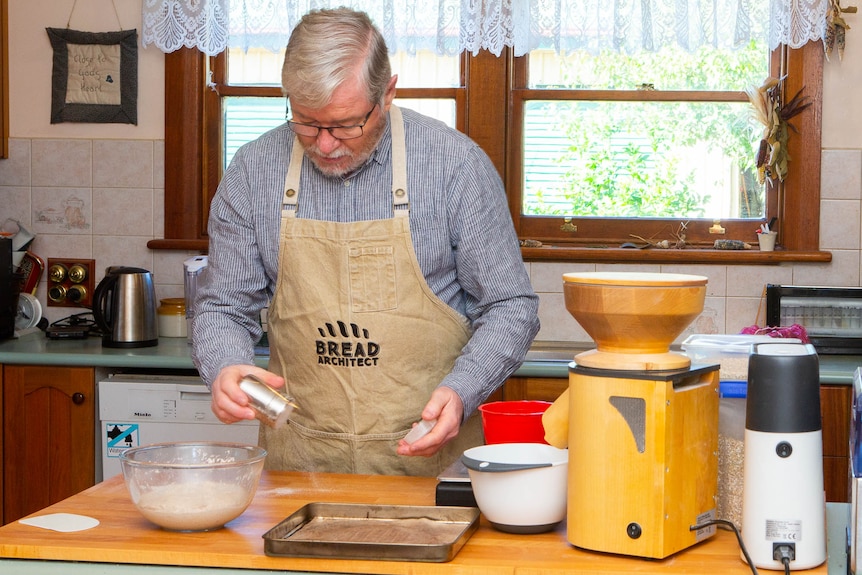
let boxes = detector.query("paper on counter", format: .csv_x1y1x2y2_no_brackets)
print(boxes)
19,513,99,532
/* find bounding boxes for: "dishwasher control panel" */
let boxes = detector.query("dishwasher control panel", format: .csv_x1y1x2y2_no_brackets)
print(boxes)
98,373,259,481
102,382,216,423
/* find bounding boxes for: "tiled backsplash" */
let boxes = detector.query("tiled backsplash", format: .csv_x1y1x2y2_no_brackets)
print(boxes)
1,137,861,342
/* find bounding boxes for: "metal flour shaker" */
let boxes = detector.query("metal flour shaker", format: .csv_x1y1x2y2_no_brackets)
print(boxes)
239,374,296,428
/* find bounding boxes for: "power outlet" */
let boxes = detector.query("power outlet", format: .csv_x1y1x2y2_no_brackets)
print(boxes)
47,258,96,308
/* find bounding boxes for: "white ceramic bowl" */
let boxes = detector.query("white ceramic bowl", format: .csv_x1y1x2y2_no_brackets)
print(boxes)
462,443,568,533
119,442,266,531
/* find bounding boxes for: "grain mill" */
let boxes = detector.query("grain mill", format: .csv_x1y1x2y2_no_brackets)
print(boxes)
560,272,719,559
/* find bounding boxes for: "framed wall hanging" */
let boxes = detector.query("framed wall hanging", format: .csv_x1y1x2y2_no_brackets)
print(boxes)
46,28,138,124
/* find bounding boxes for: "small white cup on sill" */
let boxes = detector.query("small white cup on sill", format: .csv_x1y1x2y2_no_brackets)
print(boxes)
758,231,777,251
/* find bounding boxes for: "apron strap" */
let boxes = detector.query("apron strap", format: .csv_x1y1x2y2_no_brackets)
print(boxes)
389,106,409,217
282,136,305,218
281,107,409,218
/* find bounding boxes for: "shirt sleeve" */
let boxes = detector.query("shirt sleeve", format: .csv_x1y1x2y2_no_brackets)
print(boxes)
435,144,541,419
191,142,279,387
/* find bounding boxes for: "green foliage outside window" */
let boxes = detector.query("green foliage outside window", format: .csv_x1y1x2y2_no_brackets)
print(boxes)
523,41,769,220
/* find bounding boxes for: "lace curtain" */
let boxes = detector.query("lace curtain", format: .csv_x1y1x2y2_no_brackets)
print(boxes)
141,0,829,57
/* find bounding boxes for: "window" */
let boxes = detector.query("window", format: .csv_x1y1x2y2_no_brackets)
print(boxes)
521,45,768,220
219,48,462,172
509,43,823,252
158,41,823,260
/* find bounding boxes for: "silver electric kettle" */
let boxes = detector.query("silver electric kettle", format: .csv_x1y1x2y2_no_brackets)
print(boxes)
93,266,158,348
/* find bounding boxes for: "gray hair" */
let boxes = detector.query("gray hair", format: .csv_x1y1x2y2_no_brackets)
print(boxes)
282,8,391,108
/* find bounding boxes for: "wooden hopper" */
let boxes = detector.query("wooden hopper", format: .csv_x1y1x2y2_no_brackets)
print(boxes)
563,272,707,370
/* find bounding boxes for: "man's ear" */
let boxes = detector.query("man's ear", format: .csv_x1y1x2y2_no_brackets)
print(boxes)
382,74,398,110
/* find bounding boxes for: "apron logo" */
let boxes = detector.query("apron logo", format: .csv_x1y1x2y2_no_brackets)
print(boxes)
316,321,380,367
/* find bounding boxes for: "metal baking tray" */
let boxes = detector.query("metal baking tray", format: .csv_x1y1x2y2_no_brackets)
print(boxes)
263,502,479,562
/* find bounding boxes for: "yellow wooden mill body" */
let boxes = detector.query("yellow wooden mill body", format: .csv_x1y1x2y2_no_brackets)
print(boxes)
566,364,719,558
551,272,720,559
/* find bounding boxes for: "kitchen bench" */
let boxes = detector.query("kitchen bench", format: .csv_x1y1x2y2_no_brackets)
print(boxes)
0,471,847,575
1,333,860,514
1,333,861,383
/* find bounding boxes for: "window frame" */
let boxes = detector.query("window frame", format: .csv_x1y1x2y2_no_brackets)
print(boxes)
153,42,828,265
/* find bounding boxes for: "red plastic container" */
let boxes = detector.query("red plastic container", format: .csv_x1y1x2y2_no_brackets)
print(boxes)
478,400,553,444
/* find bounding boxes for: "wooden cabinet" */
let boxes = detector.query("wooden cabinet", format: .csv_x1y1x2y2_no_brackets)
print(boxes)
821,383,852,502
503,376,853,503
1,365,96,524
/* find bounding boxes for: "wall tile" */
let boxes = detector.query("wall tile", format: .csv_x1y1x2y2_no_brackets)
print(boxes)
92,187,154,236
154,140,165,189
536,292,589,343
30,233,92,260
595,263,661,274
31,187,92,235
92,235,155,282
0,139,32,186
153,187,165,238
820,198,861,250
725,297,765,333
152,250,199,287
93,140,154,188
687,296,726,336
0,187,32,226
726,264,793,297
660,264,727,296
822,149,862,200
792,249,860,286
530,262,595,293
32,140,91,187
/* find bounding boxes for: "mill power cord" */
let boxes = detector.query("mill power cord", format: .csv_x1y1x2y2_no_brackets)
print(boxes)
690,519,758,575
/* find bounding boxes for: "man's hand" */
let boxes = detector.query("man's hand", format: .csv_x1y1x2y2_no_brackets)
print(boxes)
210,365,285,424
397,386,464,457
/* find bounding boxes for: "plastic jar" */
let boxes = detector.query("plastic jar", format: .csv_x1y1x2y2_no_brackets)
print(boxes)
717,380,747,527
157,298,187,338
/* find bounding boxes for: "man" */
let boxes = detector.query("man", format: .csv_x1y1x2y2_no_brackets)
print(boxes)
192,7,539,476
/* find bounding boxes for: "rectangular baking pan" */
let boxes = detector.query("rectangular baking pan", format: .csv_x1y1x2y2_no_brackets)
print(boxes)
263,502,479,562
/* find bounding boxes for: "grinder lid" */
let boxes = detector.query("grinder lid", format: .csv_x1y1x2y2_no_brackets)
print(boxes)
746,342,820,433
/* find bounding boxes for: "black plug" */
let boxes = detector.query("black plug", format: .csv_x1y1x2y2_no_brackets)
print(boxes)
773,542,796,564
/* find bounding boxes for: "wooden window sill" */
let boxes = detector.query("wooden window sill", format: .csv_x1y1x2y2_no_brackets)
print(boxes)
148,239,209,252
520,245,832,265
149,238,831,265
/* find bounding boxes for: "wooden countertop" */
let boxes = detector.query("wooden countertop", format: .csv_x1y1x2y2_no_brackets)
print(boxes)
0,471,829,574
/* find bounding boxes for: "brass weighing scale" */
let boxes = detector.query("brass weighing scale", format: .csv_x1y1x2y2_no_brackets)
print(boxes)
557,272,719,559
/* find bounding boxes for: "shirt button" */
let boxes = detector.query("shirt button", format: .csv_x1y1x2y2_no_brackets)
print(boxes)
344,180,351,187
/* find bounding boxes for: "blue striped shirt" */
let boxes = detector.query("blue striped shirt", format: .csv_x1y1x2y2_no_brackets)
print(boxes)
192,107,540,418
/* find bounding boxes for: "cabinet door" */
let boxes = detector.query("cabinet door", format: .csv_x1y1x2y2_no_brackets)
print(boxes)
2,365,95,524
502,377,567,402
821,384,851,503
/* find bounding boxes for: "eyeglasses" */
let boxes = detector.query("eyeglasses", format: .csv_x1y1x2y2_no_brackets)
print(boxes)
287,105,377,140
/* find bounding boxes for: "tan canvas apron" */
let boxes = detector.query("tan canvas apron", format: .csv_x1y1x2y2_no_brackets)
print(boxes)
262,106,484,476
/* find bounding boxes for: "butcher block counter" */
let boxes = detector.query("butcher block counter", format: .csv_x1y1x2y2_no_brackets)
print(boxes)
0,471,845,575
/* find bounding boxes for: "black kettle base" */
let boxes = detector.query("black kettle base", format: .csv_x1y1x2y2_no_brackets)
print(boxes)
102,338,158,348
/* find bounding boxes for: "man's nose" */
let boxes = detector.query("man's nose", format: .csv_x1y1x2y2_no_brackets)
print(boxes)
315,129,341,154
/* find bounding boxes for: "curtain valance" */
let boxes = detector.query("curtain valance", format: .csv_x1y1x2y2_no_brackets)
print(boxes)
141,0,829,57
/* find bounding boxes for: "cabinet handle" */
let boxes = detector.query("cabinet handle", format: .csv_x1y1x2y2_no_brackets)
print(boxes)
72,392,85,405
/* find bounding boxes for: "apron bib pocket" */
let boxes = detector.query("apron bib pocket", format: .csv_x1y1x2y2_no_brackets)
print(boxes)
348,245,397,312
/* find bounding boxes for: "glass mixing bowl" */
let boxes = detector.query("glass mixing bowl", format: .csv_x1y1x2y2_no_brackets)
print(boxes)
119,442,266,532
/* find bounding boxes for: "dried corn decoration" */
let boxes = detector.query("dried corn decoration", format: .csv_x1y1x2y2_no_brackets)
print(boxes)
826,0,857,61
746,77,812,184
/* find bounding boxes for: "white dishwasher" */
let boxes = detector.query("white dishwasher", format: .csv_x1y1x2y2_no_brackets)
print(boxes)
98,374,260,481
